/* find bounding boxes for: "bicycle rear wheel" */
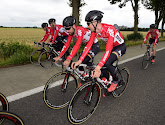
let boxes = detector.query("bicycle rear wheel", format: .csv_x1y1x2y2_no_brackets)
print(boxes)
68,81,101,124
30,50,42,65
0,93,9,124
43,72,78,109
38,51,57,68
0,111,24,125
112,67,130,97
142,52,150,69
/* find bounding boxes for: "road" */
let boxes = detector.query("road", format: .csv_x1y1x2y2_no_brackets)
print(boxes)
1,48,165,125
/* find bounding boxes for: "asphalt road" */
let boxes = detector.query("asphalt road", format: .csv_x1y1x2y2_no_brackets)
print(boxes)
3,49,165,125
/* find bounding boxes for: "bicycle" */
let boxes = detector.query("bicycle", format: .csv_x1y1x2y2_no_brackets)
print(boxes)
142,44,154,69
43,61,91,109
0,93,24,125
30,42,48,65
67,59,130,124
38,42,79,68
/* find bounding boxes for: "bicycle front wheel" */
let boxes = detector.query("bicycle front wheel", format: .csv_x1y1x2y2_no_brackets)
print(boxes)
39,51,57,68
142,52,150,69
0,93,9,124
30,50,42,65
43,72,78,109
112,67,130,97
0,111,24,125
68,81,101,124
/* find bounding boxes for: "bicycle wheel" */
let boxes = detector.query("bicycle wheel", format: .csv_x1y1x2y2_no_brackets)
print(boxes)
0,111,24,125
43,72,78,109
0,93,9,124
39,51,57,68
30,50,42,65
142,52,150,69
68,81,101,124
112,67,130,97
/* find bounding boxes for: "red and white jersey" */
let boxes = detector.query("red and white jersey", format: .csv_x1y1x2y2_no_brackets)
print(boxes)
51,24,68,43
143,29,159,44
80,23,124,68
39,27,51,43
59,26,98,60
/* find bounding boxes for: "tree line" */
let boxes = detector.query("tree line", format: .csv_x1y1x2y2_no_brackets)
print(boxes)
69,0,165,37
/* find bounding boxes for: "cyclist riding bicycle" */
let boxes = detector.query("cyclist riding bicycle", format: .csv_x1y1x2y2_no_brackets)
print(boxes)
76,10,126,92
142,24,159,63
48,18,69,52
39,23,51,43
54,16,100,74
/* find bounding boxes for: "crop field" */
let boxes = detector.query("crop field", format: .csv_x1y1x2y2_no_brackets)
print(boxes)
0,28,164,46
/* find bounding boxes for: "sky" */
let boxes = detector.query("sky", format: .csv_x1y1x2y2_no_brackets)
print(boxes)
0,0,158,28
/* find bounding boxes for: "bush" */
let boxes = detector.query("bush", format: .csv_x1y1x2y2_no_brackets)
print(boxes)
127,33,144,41
0,42,34,67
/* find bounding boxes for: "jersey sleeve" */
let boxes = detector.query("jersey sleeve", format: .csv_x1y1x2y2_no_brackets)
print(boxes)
40,31,49,43
66,32,84,60
79,32,96,61
48,28,54,43
98,35,114,68
52,27,60,43
59,35,73,58
143,31,150,44
154,30,159,45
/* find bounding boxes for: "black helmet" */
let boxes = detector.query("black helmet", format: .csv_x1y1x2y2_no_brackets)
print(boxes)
48,18,56,24
150,24,156,29
85,10,104,22
41,23,48,28
63,16,76,27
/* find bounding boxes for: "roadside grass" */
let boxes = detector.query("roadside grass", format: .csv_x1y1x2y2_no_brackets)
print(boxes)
0,28,165,67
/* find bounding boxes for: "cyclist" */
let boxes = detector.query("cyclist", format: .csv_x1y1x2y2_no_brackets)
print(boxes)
142,24,159,63
79,10,126,92
39,23,51,43
48,18,69,52
54,16,99,74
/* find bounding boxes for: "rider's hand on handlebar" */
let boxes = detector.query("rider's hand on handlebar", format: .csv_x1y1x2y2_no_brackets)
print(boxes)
91,66,101,79
71,60,82,69
53,57,61,63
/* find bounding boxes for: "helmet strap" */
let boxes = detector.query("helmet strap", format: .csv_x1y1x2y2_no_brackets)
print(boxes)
92,21,98,33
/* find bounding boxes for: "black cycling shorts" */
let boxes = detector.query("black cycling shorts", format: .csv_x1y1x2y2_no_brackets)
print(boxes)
148,38,159,45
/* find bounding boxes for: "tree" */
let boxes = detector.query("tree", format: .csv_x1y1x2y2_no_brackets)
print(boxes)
68,0,86,26
108,0,140,34
142,0,165,36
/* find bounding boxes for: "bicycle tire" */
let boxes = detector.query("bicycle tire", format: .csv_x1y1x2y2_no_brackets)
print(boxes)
38,51,57,68
0,93,9,124
30,50,42,65
68,81,101,124
0,111,24,125
142,52,150,69
43,72,78,109
112,67,130,97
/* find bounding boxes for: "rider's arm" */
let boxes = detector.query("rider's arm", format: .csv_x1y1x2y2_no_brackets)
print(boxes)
98,35,114,68
52,27,60,44
48,28,54,43
40,30,50,43
66,34,84,60
154,30,159,45
58,35,73,58
143,31,150,44
79,32,97,62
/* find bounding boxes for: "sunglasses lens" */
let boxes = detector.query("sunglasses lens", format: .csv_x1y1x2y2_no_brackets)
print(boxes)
65,27,71,30
87,22,90,26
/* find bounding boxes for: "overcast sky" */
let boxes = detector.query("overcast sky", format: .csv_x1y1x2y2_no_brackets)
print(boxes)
0,0,158,28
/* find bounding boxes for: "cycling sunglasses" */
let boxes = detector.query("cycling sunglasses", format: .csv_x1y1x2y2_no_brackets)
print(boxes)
87,22,92,26
65,27,71,30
